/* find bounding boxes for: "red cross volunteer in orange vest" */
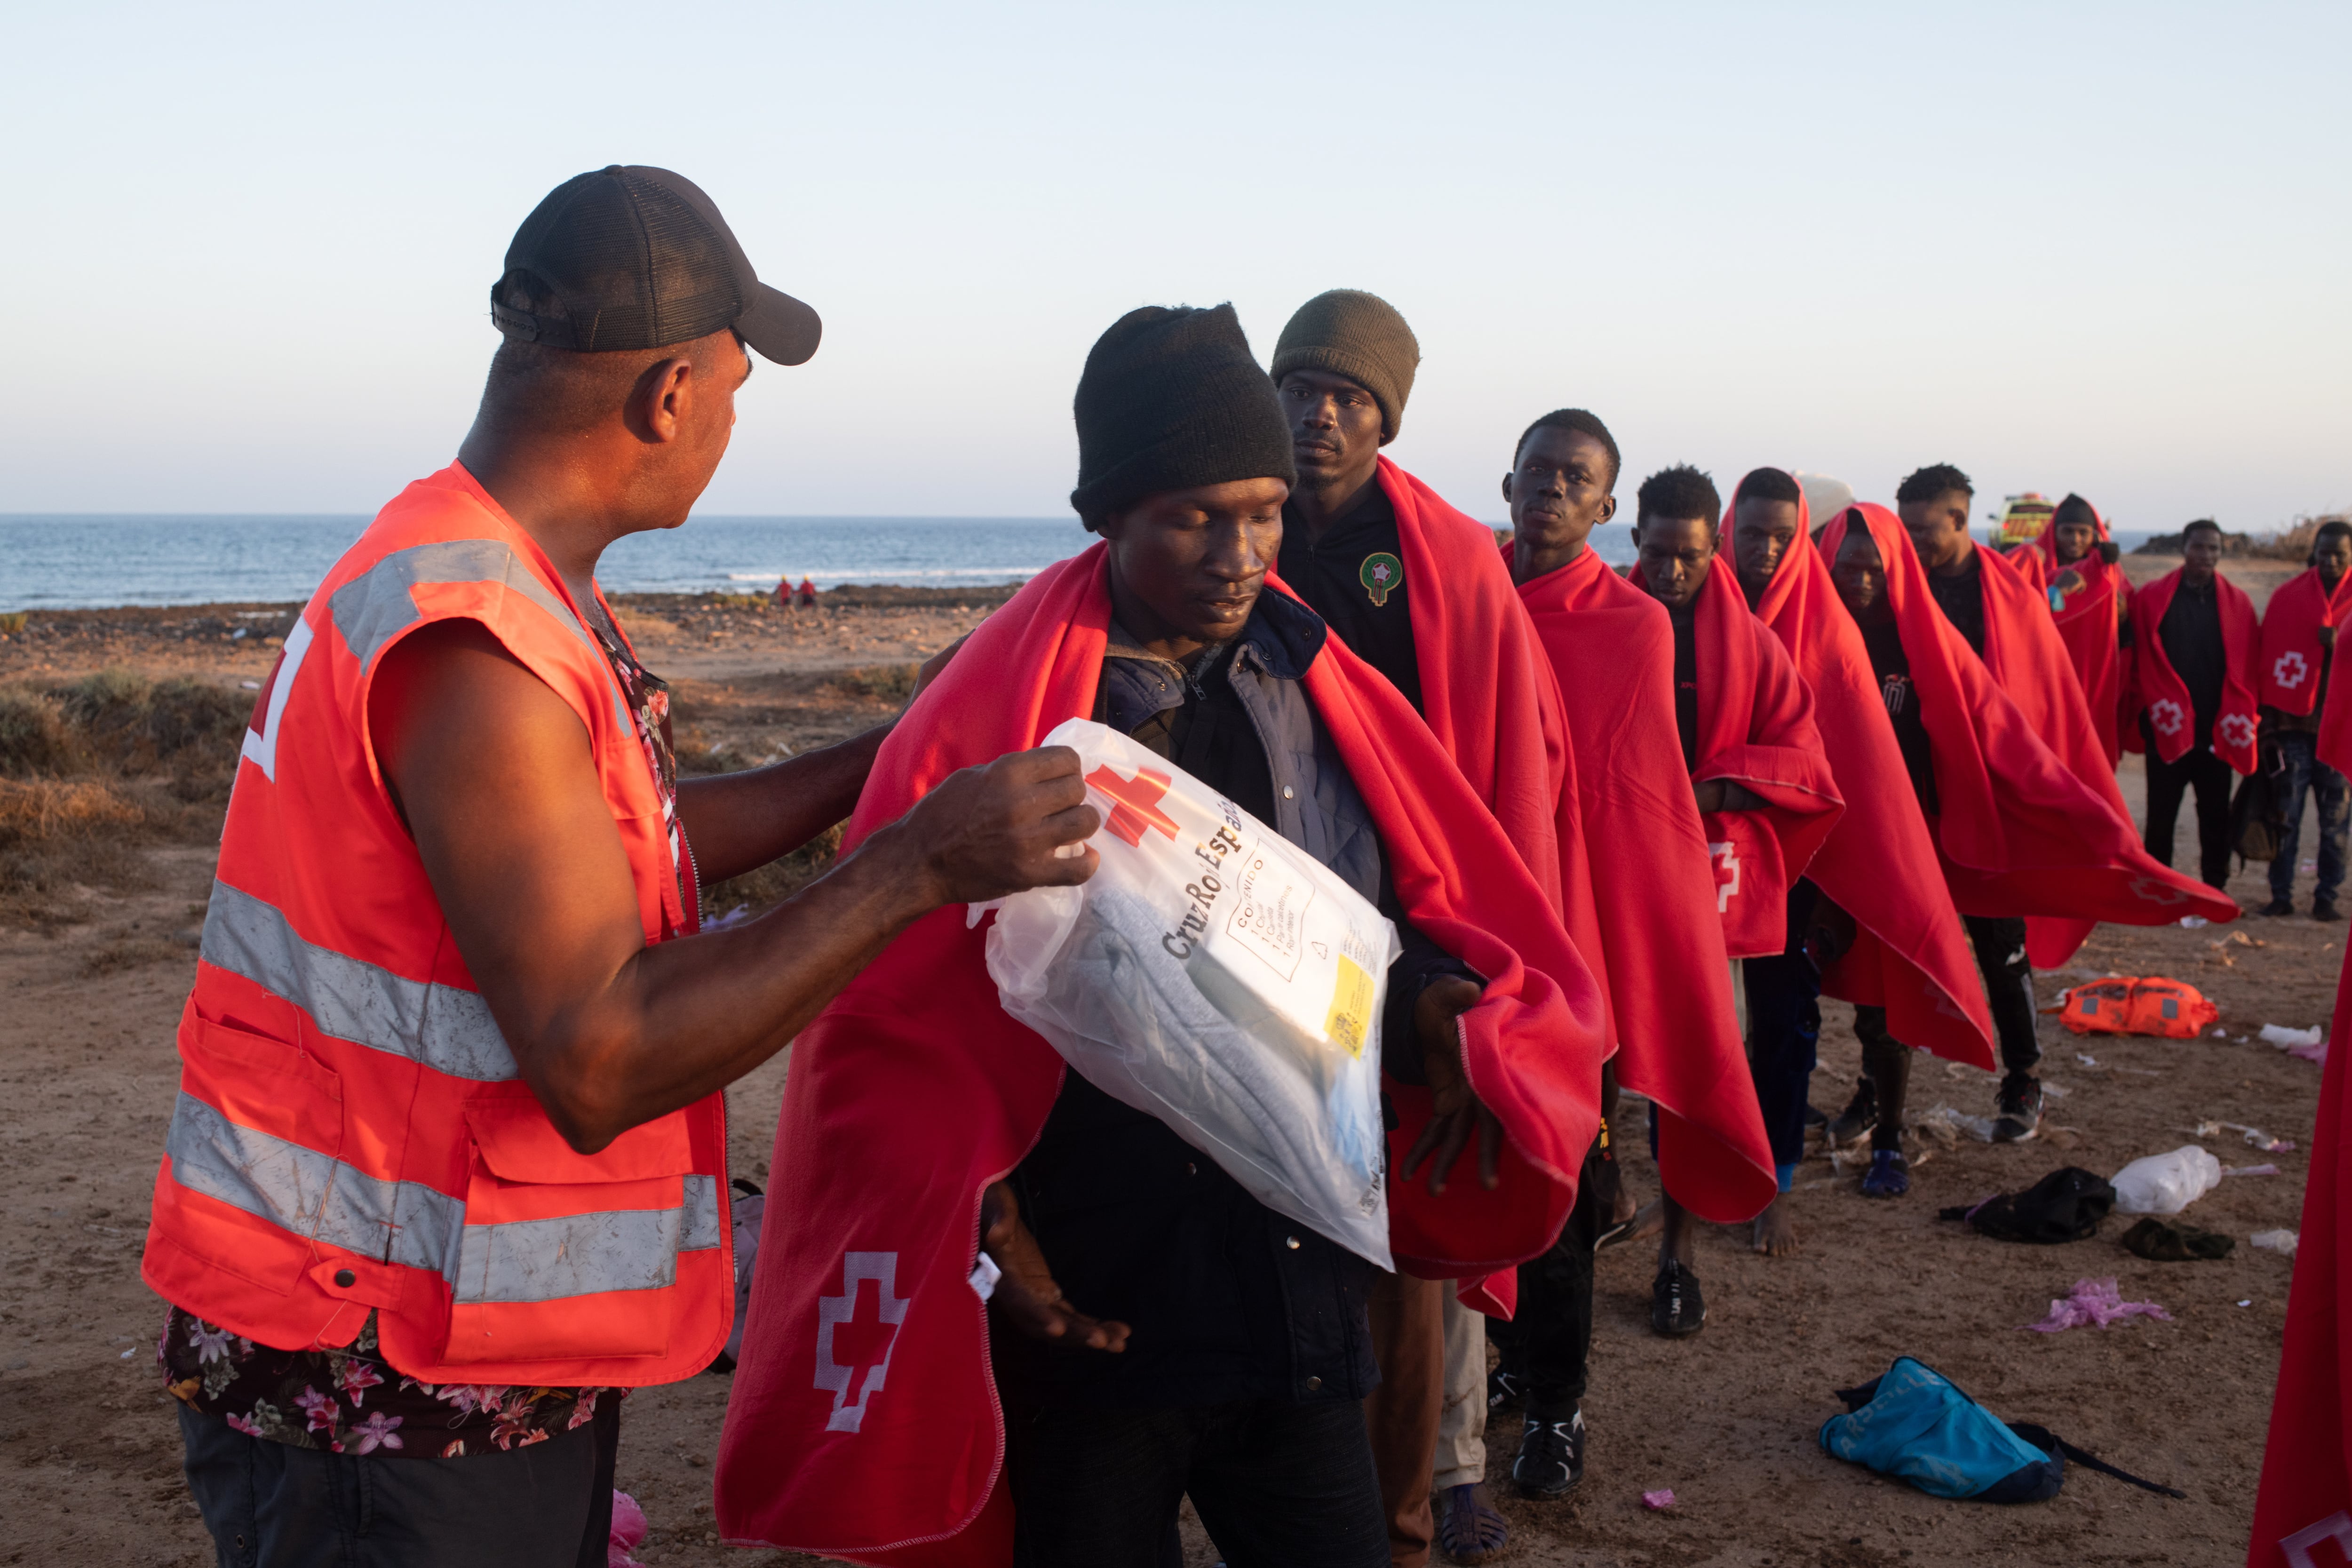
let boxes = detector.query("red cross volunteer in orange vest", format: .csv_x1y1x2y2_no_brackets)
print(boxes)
143,166,1102,1568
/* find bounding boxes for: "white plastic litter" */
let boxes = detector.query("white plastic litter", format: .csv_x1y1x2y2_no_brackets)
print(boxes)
2252,1229,2300,1257
979,718,1401,1267
2110,1145,2225,1215
1916,1104,1999,1143
2180,916,2210,929
2261,1023,2328,1065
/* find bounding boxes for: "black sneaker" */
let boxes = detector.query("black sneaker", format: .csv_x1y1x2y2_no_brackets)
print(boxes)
2316,900,2343,923
1861,1149,1911,1198
2259,898,2296,917
1650,1259,1706,1337
1512,1408,1586,1499
1992,1074,2043,1143
1486,1367,1525,1414
1825,1076,1876,1147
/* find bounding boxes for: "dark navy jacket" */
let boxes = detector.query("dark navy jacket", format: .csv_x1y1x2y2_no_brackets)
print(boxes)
1002,590,1470,1410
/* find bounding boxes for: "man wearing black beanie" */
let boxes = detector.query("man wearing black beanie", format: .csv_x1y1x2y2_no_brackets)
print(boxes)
982,302,1498,1568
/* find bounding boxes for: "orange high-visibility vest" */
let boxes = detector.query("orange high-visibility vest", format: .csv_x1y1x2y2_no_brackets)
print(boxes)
141,463,731,1386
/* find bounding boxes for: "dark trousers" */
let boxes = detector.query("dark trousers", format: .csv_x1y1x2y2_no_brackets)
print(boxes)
1005,1398,1387,1568
2268,730,2351,907
1487,1138,1602,1422
1962,914,2040,1078
1746,883,1824,1181
1853,913,2040,1151
2144,739,2236,890
177,1396,617,1568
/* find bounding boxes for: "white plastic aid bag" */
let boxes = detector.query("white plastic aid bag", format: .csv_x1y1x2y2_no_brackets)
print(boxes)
976,717,1401,1268
2109,1145,2225,1215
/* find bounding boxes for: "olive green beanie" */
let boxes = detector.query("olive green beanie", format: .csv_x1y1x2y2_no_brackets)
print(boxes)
1270,289,1420,443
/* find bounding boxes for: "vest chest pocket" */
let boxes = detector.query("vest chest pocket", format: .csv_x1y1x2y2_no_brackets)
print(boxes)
440,1097,697,1363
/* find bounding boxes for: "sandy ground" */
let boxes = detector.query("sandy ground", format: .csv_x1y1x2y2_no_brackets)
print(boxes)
1,561,2336,1567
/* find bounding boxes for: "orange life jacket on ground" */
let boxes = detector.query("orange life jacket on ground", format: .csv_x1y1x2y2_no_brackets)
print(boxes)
141,463,731,1387
2059,976,2219,1039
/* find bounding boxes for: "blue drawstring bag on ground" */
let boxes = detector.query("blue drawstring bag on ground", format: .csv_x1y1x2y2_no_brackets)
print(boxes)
1820,1357,2182,1503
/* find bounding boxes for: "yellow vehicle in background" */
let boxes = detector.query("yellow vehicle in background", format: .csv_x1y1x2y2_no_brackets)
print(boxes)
1994,493,2056,546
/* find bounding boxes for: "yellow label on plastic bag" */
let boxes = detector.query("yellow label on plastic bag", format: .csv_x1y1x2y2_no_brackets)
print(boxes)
1326,955,1374,1059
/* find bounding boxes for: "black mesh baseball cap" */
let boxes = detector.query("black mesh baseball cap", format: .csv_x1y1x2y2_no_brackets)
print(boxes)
490,165,821,366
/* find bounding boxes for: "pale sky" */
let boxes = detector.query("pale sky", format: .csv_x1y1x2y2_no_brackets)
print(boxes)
6,1,2346,534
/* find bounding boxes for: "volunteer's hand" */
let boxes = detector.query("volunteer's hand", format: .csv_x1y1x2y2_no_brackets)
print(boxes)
909,633,971,703
1402,976,1502,1196
979,1182,1130,1353
889,745,1102,906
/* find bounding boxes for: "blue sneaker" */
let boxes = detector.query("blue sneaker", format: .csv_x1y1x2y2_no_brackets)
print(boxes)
1862,1150,1910,1198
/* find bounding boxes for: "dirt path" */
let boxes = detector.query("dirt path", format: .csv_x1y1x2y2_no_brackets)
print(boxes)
1,596,2335,1567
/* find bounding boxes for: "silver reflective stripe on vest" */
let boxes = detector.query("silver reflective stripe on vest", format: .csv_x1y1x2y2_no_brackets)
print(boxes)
326,537,630,729
331,538,590,672
680,1174,723,1253
166,1092,464,1281
455,1177,718,1305
201,881,519,1083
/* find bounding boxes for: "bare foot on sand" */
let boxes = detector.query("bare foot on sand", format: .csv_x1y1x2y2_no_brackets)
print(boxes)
1751,1194,1799,1257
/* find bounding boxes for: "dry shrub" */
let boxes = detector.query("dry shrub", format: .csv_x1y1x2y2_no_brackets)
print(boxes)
56,670,252,775
703,822,845,922
0,779,157,931
0,778,145,842
833,664,920,704
80,935,192,977
0,689,73,776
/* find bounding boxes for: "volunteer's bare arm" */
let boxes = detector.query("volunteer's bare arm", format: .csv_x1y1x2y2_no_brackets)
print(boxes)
371,622,1100,1154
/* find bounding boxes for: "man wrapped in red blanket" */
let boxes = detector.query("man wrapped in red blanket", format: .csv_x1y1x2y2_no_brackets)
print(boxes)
2012,493,2131,767
2252,519,2352,918
1628,463,1843,1258
1818,499,2236,1193
715,303,1605,1568
2251,632,2352,1564
1267,289,1590,1564
1494,414,1776,1497
2126,517,2260,897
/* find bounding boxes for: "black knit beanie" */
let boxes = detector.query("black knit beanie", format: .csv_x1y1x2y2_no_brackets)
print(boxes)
1271,289,1420,443
1069,304,1296,530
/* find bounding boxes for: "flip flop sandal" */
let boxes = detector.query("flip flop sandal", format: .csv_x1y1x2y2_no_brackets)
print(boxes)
1435,1482,1510,1564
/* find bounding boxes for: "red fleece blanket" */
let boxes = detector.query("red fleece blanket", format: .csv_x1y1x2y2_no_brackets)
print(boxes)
2127,565,2260,775
2252,669,2352,1563
2013,507,2130,766
1507,543,1775,1223
713,547,1606,1566
1724,480,1993,1068
2260,565,2349,717
1821,505,2238,950
1627,557,1843,958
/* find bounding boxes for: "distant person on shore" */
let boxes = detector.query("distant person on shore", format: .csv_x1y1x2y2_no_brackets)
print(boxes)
712,300,1604,1568
2254,520,2352,917
1500,417,1769,1504
2126,518,2259,894
2012,493,2131,766
796,573,817,608
1822,501,2237,1189
142,165,1099,1567
1264,289,1593,1567
1628,464,1841,1257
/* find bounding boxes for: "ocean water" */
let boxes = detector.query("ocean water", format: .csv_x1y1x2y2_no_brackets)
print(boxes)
2,512,1630,611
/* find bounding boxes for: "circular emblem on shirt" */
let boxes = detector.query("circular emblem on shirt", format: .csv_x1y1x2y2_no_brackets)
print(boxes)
1359,552,1403,608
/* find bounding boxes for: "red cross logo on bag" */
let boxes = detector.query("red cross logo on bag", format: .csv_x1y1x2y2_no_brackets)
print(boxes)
814,1251,908,1433
1086,764,1181,847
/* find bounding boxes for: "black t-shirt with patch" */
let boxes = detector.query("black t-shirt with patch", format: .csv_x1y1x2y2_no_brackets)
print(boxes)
1277,482,1425,715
